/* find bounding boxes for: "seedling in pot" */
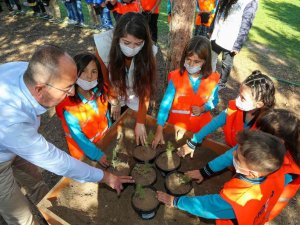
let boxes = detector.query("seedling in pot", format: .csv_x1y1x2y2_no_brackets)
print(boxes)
144,130,155,148
134,184,145,200
178,174,192,184
166,141,175,159
132,163,152,175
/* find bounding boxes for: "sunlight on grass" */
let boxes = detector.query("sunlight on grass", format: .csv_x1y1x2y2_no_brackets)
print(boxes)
249,0,300,62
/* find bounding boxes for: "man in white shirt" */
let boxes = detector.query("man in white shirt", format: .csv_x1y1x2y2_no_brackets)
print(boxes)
0,45,134,225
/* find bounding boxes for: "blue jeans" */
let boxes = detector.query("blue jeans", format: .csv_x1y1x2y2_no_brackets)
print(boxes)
99,6,113,28
75,0,84,23
64,1,77,21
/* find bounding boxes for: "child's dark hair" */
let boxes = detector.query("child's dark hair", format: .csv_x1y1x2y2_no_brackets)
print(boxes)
70,52,107,103
237,130,285,174
256,109,300,167
218,0,238,20
242,70,275,109
179,36,212,78
109,12,156,102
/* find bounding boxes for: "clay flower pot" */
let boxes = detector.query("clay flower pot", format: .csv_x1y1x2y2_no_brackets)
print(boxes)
131,163,157,187
165,171,193,196
131,186,160,220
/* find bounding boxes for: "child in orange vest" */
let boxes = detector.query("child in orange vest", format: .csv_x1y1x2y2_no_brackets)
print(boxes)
152,36,220,148
256,109,300,220
106,0,140,22
157,130,286,225
194,0,218,37
177,70,275,158
56,53,111,167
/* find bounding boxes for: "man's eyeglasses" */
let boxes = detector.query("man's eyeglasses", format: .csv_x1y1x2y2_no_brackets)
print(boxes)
45,83,75,96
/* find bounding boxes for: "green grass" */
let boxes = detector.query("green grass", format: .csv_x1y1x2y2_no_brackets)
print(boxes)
248,0,300,62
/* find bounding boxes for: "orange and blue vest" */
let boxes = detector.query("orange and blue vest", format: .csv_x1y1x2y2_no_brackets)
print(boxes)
268,152,300,220
112,1,139,15
216,171,285,225
167,69,219,133
223,100,249,147
195,0,216,26
55,95,109,160
140,0,160,14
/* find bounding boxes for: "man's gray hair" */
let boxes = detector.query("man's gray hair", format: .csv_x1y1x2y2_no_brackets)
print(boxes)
24,44,70,85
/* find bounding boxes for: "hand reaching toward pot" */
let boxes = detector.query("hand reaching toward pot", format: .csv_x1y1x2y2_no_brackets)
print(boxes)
185,170,204,184
99,155,110,168
156,191,175,207
152,125,165,149
101,171,135,195
177,144,195,158
135,123,147,146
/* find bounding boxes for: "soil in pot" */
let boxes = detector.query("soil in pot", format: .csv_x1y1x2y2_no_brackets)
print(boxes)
132,185,159,219
133,145,157,162
155,142,180,173
165,172,192,196
131,163,157,186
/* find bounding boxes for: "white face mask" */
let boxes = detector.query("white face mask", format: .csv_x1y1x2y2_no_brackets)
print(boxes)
184,61,202,75
76,78,98,91
119,41,144,57
235,96,256,111
232,157,259,177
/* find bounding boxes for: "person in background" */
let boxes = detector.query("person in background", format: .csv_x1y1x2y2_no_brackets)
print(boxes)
158,130,286,225
106,0,139,22
210,0,258,90
152,36,219,149
56,53,111,167
139,0,162,44
194,0,218,38
94,12,157,146
0,45,134,225
178,70,275,158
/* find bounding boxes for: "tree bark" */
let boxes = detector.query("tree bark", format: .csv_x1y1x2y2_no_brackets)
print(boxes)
167,0,196,74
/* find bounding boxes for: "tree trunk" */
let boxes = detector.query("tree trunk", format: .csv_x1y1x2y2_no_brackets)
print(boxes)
167,0,196,74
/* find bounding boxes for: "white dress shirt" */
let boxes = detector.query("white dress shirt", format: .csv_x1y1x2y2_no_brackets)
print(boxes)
0,62,103,183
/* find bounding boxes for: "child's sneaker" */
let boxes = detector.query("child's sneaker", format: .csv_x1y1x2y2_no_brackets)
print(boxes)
79,22,88,28
68,19,77,25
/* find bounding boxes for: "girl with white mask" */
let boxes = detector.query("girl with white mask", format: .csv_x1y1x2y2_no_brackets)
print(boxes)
178,70,276,159
56,53,111,168
94,12,157,146
152,36,220,149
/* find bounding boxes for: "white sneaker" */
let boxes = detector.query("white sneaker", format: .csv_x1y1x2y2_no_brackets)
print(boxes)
68,19,77,25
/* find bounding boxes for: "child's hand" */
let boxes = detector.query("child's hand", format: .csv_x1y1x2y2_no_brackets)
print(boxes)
152,125,165,149
135,123,147,146
99,155,110,168
185,170,204,184
177,144,195,158
157,191,175,207
191,106,205,116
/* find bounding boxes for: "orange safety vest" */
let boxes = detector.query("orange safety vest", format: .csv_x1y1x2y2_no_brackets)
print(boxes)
140,0,160,14
195,0,216,26
113,1,139,14
55,95,109,160
167,69,219,133
268,152,300,221
223,100,245,147
216,170,285,225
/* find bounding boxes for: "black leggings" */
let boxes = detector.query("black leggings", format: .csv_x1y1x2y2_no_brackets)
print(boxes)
142,12,159,43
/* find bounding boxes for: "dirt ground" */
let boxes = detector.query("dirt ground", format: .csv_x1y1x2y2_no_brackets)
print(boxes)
0,9,299,225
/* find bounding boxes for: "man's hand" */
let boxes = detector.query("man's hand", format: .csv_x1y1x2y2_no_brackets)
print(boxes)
135,123,147,146
152,125,165,149
185,170,204,184
177,144,195,158
157,191,175,207
100,171,135,195
99,155,110,168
